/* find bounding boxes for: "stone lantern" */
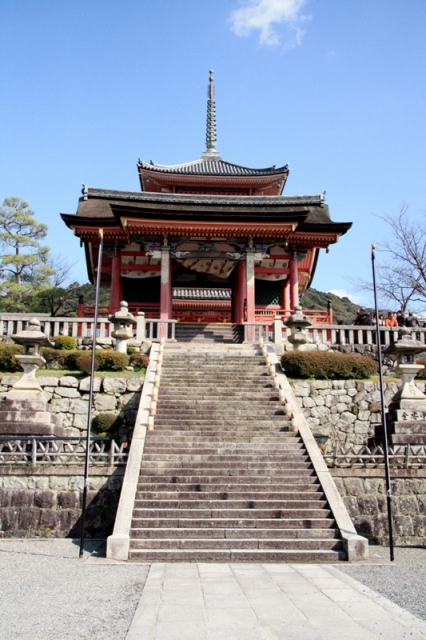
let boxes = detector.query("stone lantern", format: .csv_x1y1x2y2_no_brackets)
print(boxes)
0,318,64,436
284,305,312,350
109,301,136,354
385,328,426,446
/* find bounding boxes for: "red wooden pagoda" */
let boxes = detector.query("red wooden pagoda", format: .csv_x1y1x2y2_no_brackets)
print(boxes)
61,71,351,327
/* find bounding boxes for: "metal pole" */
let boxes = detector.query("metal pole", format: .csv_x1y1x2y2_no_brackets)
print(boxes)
79,229,104,559
371,243,395,561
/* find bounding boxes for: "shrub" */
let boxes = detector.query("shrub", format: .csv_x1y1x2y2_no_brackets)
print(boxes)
0,343,23,372
280,350,377,380
92,412,123,436
76,352,99,375
41,347,63,369
129,353,149,371
416,359,426,380
127,347,137,355
96,350,129,371
62,350,82,371
54,336,76,350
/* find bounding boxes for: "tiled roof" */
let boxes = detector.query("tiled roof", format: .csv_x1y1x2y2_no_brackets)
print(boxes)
81,187,325,208
173,288,231,300
138,158,289,177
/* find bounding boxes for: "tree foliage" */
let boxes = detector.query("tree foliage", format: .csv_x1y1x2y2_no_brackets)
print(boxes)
0,197,55,311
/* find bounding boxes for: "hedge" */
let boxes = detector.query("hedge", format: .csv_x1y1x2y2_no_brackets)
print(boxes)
0,343,23,372
280,350,377,380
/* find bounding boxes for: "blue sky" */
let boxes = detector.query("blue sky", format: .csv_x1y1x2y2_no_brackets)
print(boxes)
1,0,425,306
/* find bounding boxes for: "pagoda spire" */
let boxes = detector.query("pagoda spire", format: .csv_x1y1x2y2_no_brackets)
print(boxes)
202,70,221,159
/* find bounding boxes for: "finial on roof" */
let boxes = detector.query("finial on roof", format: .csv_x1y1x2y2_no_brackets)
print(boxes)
202,69,221,160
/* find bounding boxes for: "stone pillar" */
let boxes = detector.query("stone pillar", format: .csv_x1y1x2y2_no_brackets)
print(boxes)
160,247,171,339
110,253,122,313
136,312,146,341
289,252,299,310
245,250,255,342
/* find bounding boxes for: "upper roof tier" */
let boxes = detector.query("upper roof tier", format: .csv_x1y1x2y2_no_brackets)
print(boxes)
137,71,290,196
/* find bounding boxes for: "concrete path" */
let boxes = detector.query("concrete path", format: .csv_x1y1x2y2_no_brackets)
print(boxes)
126,562,426,640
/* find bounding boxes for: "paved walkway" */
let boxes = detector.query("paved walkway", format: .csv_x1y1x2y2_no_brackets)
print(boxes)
126,562,426,640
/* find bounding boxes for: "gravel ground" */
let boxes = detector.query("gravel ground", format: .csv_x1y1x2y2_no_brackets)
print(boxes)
337,546,426,622
1,540,425,639
0,539,148,640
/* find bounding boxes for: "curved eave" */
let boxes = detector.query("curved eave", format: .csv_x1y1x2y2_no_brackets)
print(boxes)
123,219,297,239
138,158,289,177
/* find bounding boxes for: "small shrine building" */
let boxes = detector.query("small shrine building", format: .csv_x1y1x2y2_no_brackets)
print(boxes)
61,72,351,327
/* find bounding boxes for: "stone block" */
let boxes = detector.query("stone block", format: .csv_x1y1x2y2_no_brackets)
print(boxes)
60,509,80,532
358,410,370,421
357,495,379,515
302,396,315,408
86,490,102,507
11,490,33,507
126,377,144,391
56,412,73,428
364,478,384,494
391,479,406,495
73,414,88,429
354,390,367,403
393,515,414,537
50,397,71,413
107,475,123,491
39,509,58,530
69,398,89,415
102,378,127,394
0,489,11,507
94,394,117,411
332,380,345,389
325,394,338,407
342,495,358,517
102,490,120,508
343,477,364,495
79,377,101,392
2,476,28,490
395,495,419,516
354,420,369,434
1,376,19,387
18,507,40,530
413,515,426,537
314,396,325,406
54,387,80,399
341,411,357,424
1,507,19,531
65,427,81,437
69,476,84,492
59,376,79,388
58,491,80,509
36,377,59,387
49,476,69,491
417,495,426,514
117,392,140,410
311,380,330,390
34,491,56,509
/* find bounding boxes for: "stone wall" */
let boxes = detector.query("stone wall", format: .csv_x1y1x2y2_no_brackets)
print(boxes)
290,379,426,453
0,466,123,538
0,374,144,438
331,468,426,546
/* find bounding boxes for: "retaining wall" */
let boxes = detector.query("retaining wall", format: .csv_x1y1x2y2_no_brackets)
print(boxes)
0,466,123,538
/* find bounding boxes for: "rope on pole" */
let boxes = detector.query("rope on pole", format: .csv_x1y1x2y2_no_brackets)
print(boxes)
79,229,104,559
371,243,395,561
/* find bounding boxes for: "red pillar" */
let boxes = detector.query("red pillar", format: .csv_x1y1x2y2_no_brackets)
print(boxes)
160,248,171,338
283,278,291,317
246,250,255,339
110,253,122,313
289,252,299,310
233,261,246,323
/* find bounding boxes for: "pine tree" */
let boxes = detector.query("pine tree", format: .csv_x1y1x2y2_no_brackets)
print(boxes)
0,197,55,311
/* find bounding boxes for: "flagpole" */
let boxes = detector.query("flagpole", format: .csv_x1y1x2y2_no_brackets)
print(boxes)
79,229,104,559
371,243,395,561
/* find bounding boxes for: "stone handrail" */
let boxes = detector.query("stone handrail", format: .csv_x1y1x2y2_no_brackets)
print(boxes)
0,315,177,342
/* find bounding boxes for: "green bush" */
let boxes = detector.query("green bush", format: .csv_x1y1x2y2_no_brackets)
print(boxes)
40,347,63,369
62,350,83,371
54,336,76,350
92,412,123,435
127,347,137,355
129,353,149,371
416,359,426,380
0,343,23,372
280,350,377,380
76,352,99,375
96,350,129,371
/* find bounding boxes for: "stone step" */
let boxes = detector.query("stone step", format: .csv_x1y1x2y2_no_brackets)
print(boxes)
133,499,328,510
132,507,331,519
139,467,314,479
127,549,346,562
130,527,339,539
142,454,310,463
135,490,325,501
129,538,343,551
136,482,321,492
143,446,305,455
140,462,313,472
138,473,318,484
131,517,336,530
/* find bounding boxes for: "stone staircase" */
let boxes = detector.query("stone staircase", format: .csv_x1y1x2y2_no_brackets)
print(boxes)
174,323,243,343
128,346,346,561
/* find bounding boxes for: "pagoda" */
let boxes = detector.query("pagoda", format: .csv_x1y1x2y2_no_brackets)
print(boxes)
61,71,351,329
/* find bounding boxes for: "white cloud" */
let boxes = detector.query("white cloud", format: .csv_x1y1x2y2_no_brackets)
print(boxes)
229,0,308,47
328,289,368,305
